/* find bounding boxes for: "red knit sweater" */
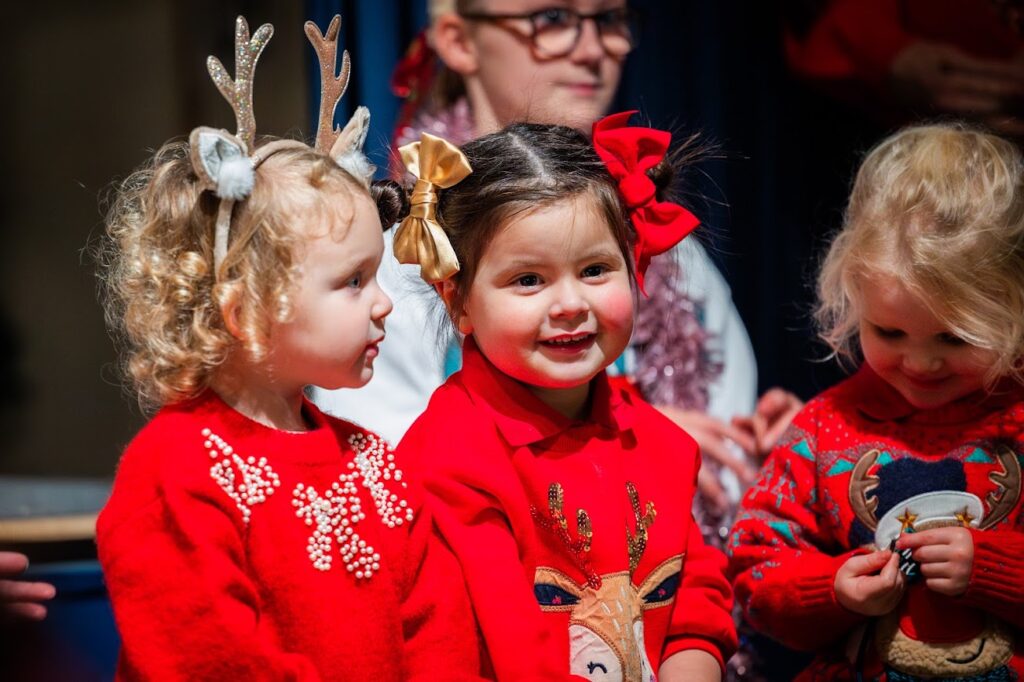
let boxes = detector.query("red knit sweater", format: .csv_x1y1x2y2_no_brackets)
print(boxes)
97,390,481,681
729,365,1024,680
398,339,737,681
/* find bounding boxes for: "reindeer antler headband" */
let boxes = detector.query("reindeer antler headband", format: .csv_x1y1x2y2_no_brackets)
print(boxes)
188,15,374,278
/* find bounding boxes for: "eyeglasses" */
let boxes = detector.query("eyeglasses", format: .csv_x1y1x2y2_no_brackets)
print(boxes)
459,7,638,58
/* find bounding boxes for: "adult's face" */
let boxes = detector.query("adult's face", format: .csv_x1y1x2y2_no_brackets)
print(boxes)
441,0,630,133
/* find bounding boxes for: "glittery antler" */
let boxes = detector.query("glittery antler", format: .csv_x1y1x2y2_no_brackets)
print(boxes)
531,483,600,589
304,15,352,153
625,482,656,576
206,16,274,152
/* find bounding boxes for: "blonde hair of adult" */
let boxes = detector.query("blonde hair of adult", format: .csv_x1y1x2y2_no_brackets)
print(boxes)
816,122,1024,385
100,141,361,411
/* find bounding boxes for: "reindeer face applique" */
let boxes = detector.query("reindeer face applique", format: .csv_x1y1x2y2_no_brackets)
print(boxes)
532,482,682,682
845,444,1022,679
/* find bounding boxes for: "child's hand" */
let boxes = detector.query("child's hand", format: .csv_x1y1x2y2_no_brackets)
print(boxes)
0,552,55,621
834,550,905,616
731,387,803,459
896,527,974,597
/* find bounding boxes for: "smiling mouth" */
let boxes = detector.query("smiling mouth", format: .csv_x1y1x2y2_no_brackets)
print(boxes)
539,333,596,352
904,374,949,387
946,637,986,665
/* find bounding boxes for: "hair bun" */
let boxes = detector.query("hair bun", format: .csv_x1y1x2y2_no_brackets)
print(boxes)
370,179,410,229
646,158,676,202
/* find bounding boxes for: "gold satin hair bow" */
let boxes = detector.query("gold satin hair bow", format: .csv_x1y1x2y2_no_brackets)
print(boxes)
393,133,472,283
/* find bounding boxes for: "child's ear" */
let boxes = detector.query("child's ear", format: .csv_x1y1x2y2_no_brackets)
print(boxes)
218,289,245,341
435,279,473,335
432,14,479,76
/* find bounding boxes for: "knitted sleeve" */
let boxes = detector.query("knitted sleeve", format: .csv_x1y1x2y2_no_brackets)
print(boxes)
726,406,866,651
96,441,322,680
399,413,581,682
962,528,1024,628
661,517,738,670
391,460,485,680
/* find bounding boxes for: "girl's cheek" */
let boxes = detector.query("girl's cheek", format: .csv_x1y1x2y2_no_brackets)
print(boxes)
604,286,635,327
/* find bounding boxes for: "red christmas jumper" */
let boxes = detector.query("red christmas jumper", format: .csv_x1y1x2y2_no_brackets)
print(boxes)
398,339,737,681
97,390,481,681
728,364,1024,681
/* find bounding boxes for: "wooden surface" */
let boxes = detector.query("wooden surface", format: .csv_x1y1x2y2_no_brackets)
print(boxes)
0,513,98,543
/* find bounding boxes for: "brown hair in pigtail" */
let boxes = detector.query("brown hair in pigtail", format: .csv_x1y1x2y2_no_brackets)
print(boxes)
370,179,411,228
646,130,716,210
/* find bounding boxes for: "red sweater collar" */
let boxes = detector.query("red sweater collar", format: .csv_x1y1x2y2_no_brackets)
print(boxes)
846,364,1023,424
455,337,635,447
167,389,351,465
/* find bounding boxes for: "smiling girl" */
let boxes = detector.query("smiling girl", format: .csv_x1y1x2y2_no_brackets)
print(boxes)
728,123,1024,680
394,115,736,681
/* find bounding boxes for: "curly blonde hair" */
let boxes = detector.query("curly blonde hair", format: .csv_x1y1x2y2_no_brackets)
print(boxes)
100,137,363,411
816,122,1024,385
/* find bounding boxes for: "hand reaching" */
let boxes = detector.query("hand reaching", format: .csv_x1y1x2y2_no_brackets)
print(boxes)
0,552,55,622
890,41,1024,136
834,550,905,616
657,406,758,510
732,387,803,460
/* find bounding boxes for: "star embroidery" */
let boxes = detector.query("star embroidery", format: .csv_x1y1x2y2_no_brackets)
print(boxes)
955,507,975,527
897,508,918,532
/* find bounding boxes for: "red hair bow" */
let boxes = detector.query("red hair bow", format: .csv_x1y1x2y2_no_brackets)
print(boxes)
592,110,700,295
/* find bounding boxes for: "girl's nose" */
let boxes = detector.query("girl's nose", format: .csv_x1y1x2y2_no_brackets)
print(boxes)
549,282,590,319
372,282,393,320
902,352,943,375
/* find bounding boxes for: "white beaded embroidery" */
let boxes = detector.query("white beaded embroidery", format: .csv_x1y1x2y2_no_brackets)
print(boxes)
291,432,414,578
204,428,281,523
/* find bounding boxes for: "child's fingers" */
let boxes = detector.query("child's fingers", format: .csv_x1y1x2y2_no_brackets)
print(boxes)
0,552,29,578
0,579,56,604
909,544,949,564
895,529,943,549
919,561,952,579
701,437,758,484
2,601,48,621
924,577,961,596
843,550,892,577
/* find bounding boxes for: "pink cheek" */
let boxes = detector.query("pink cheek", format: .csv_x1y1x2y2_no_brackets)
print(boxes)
602,289,635,329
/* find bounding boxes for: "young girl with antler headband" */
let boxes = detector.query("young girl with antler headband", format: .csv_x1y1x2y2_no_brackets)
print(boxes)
96,16,480,680
394,114,737,681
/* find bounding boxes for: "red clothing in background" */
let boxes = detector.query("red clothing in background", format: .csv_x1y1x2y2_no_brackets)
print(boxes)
399,338,736,681
729,364,1024,680
97,390,481,681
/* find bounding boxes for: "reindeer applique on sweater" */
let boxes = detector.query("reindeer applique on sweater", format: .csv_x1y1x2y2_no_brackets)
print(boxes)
532,482,684,682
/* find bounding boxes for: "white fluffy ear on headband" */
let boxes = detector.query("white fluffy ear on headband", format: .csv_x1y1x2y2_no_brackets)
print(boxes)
330,106,375,188
188,127,256,200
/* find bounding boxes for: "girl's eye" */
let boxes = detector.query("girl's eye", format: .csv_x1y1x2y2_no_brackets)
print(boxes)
939,332,967,346
582,264,607,279
874,326,904,340
341,274,361,289
516,274,541,287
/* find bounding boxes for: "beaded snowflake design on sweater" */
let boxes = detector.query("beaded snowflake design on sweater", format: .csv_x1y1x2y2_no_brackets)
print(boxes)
204,428,281,523
291,432,415,578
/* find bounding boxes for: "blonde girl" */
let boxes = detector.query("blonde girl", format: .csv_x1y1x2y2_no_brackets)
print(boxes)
729,123,1024,681
96,16,479,680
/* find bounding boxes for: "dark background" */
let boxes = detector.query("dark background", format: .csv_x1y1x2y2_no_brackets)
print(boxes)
0,0,885,478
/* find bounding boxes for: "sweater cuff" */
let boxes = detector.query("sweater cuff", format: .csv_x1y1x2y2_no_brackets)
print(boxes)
962,529,1024,609
788,552,868,633
661,637,725,675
